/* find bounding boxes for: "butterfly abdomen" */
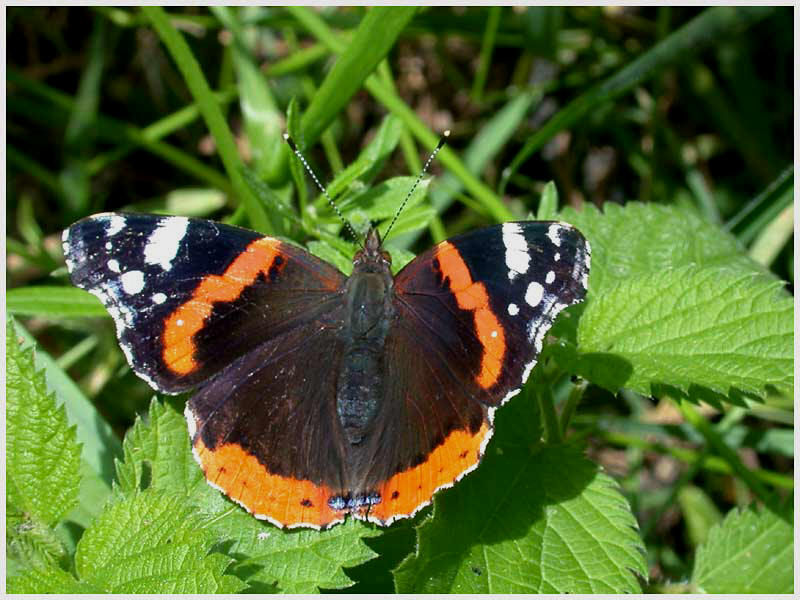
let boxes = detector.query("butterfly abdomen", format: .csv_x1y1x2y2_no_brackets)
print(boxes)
336,264,395,446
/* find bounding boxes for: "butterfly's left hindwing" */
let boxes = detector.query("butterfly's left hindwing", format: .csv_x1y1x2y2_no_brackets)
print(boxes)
63,213,347,392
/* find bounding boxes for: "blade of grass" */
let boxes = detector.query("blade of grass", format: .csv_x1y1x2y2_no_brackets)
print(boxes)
501,5,776,193
211,6,288,185
678,400,778,509
7,146,63,199
9,69,233,194
726,165,793,244
86,86,239,175
60,15,107,216
748,204,793,267
143,6,274,233
295,6,418,147
471,6,501,102
288,6,513,223
7,287,108,318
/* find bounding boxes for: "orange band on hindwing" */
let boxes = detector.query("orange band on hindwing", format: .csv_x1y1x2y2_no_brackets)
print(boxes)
370,421,490,522
435,242,505,389
193,437,343,528
163,237,283,375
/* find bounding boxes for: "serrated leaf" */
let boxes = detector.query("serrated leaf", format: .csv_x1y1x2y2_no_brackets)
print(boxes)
115,399,379,593
7,564,95,594
73,490,245,593
7,286,107,318
7,322,82,527
691,504,792,593
574,266,792,400
393,392,646,593
560,202,769,295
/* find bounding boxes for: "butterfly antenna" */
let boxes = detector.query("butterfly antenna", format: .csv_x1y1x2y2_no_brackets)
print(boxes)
283,133,362,247
383,130,450,241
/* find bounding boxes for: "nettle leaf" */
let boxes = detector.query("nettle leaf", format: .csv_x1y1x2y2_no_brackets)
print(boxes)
7,321,81,529
393,392,646,593
560,202,768,295
73,489,244,593
116,398,379,593
573,267,793,401
340,176,431,221
691,504,792,593
7,564,94,594
552,202,792,403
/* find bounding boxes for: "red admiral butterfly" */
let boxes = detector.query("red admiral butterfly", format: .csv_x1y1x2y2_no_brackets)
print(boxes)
63,143,590,529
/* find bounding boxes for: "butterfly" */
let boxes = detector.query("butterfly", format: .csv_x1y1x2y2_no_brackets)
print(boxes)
63,136,590,529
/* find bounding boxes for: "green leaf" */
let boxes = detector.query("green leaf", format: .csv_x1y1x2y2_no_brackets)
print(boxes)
11,320,120,486
211,6,287,185
504,6,776,187
394,392,646,593
7,286,107,318
307,240,355,276
142,6,273,234
7,321,82,527
342,176,431,222
324,113,404,202
560,202,767,295
7,564,94,594
677,485,723,549
115,398,379,593
575,267,793,400
69,489,245,593
691,504,792,593
298,7,417,146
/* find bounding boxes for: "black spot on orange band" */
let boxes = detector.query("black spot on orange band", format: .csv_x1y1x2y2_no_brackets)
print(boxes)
369,421,490,523
193,436,344,528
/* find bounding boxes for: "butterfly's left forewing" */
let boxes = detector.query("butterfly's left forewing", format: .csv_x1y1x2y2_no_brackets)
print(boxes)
64,213,347,392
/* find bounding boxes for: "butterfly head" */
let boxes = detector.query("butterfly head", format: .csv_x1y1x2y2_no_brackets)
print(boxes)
353,227,392,271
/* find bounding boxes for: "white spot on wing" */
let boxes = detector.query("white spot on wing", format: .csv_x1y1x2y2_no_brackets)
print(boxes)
120,270,145,295
502,222,529,280
105,215,126,237
525,281,544,307
107,259,121,273
554,252,560,262
491,330,498,338
184,404,198,439
547,223,562,247
546,270,555,284
152,292,167,304
508,303,519,316
144,217,189,271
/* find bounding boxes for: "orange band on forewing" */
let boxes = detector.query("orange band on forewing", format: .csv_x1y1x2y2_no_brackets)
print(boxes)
163,238,282,375
194,437,342,527
370,422,490,522
436,242,505,389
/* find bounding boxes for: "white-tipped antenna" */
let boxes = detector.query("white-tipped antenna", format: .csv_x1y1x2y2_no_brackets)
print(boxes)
283,133,362,246
383,130,450,241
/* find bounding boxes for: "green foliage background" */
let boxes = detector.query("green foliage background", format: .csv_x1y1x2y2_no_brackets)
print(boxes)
6,6,793,594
